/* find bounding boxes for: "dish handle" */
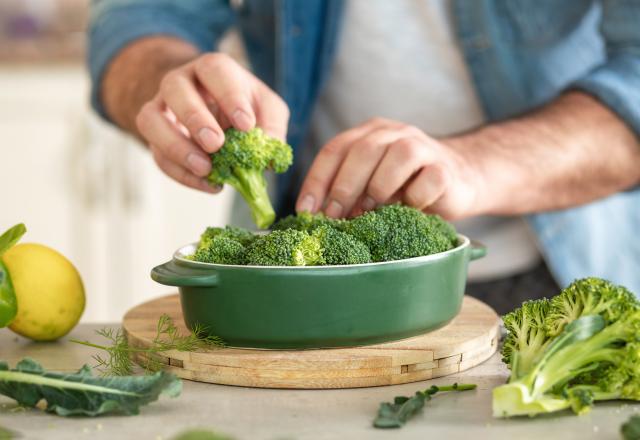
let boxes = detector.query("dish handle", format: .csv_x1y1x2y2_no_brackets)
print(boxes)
469,240,487,261
151,260,219,287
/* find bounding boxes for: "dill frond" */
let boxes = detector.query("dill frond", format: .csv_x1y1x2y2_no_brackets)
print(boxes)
70,314,224,376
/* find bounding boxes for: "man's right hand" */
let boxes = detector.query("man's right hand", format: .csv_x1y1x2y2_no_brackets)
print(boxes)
103,38,290,193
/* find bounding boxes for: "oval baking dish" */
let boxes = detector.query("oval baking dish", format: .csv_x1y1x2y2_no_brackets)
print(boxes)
151,235,486,349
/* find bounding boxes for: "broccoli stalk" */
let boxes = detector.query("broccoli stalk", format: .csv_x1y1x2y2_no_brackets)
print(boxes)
493,278,640,418
226,167,275,229
208,128,293,229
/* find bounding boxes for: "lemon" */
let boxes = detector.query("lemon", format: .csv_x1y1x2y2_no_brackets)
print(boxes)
2,243,85,341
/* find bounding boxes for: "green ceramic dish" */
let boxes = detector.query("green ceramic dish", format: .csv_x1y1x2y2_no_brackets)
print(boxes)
151,235,486,349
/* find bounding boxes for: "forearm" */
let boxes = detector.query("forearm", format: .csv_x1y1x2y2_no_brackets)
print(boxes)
447,91,640,216
101,36,200,136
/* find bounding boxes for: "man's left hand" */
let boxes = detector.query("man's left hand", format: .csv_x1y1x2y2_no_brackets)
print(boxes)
296,117,483,220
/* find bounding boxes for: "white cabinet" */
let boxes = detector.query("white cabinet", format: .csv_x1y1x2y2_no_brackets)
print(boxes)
0,64,234,323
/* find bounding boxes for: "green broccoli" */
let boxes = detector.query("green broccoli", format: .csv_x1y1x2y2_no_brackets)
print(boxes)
493,278,640,418
343,204,458,262
207,128,293,229
271,211,345,232
500,298,552,381
312,225,371,265
545,276,637,336
198,226,255,247
190,226,255,265
191,235,247,265
245,229,323,266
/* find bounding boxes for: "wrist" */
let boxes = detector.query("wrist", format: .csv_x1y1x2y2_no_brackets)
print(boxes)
102,37,199,134
442,133,498,218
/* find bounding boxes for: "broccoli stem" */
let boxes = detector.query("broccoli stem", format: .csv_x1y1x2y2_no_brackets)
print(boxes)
231,168,276,229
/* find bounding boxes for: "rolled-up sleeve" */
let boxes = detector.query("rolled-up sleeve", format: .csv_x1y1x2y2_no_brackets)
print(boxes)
572,0,640,136
88,0,235,120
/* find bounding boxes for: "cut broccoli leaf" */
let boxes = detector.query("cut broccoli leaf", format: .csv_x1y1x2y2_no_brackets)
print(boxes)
0,358,181,416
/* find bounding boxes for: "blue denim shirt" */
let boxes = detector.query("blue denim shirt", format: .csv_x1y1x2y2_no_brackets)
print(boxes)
88,0,640,291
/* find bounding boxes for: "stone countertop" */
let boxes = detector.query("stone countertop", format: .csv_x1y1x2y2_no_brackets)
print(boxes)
0,324,636,440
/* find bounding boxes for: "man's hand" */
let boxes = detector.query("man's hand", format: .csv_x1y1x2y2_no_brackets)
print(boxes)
102,37,290,193
297,93,640,221
296,118,483,220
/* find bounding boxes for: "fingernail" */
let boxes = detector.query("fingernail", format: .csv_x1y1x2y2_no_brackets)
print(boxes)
187,153,211,176
361,196,376,212
325,200,343,218
198,127,222,151
297,194,315,213
232,109,253,130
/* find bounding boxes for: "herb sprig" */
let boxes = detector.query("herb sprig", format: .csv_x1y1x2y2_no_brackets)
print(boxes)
374,383,477,428
70,314,224,376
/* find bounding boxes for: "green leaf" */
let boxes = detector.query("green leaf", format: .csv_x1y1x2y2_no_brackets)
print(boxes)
622,414,640,440
0,224,26,256
0,260,17,327
0,358,181,416
374,392,428,428
373,383,477,429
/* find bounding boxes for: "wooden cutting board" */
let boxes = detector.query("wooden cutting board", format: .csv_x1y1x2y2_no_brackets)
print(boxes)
123,294,500,389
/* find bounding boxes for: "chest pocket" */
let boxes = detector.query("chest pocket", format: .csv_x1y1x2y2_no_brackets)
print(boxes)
496,0,598,46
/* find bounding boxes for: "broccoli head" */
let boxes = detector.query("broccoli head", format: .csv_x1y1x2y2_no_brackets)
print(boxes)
245,229,323,266
189,225,255,265
312,225,371,265
493,277,640,418
190,235,247,265
199,226,256,247
343,204,458,262
207,128,293,229
272,211,345,232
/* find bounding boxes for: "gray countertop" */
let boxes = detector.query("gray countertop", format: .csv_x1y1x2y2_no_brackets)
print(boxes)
0,324,636,440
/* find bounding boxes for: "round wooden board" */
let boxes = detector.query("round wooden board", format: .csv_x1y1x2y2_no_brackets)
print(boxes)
123,294,500,389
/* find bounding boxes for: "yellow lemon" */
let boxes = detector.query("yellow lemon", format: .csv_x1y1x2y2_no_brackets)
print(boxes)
2,243,85,341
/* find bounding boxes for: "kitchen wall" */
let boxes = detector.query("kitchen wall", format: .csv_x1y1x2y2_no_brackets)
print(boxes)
0,1,234,323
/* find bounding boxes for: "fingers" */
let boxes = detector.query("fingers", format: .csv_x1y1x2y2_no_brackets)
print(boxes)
296,122,379,215
255,83,290,141
323,128,413,218
159,69,225,153
150,145,220,193
366,137,431,205
136,99,212,178
194,53,256,132
403,164,450,210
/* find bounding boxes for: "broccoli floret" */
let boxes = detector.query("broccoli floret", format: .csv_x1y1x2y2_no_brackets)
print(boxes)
492,277,640,418
191,235,247,265
343,204,457,262
199,226,255,247
245,229,323,266
312,225,371,265
189,225,255,265
501,298,552,380
545,277,638,336
207,128,293,229
271,211,345,232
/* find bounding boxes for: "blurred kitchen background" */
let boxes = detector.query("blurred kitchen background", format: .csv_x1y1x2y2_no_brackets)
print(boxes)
0,0,235,322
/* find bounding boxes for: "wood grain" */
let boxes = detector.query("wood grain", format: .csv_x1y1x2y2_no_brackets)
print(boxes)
123,294,500,389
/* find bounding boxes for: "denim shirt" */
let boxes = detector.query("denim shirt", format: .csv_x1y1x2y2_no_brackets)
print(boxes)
88,0,640,291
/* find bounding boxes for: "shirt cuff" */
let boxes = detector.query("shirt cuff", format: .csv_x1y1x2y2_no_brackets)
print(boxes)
572,54,640,137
